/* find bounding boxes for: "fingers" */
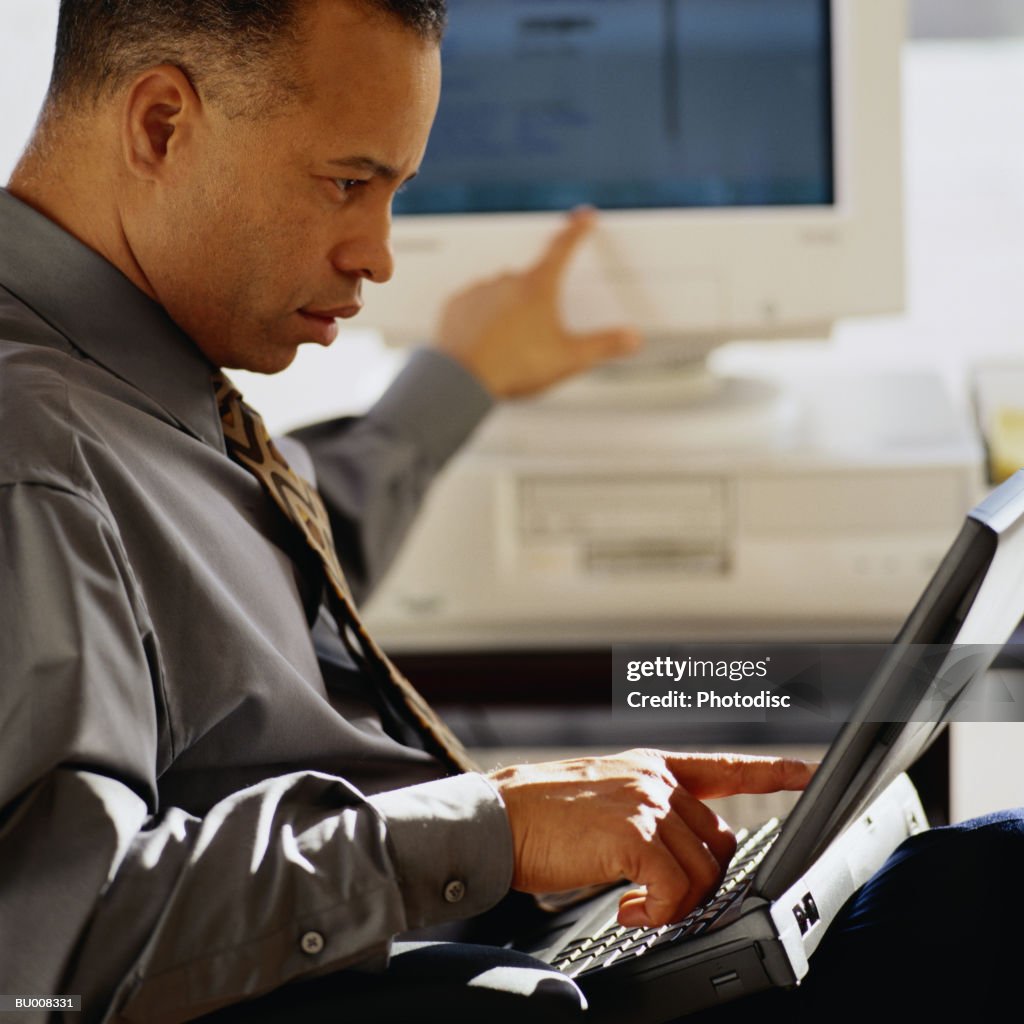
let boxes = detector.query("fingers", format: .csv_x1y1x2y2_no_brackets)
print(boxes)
657,818,724,917
616,816,725,928
670,788,737,870
616,790,737,928
649,794,735,923
617,836,691,928
565,326,643,372
664,751,818,800
489,748,809,924
614,749,812,929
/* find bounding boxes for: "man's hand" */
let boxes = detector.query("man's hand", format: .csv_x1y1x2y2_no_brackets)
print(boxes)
486,749,815,928
434,207,642,398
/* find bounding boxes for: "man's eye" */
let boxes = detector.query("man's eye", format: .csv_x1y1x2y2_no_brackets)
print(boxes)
333,178,368,196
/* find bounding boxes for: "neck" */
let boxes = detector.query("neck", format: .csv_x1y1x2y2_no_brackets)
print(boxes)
8,114,159,301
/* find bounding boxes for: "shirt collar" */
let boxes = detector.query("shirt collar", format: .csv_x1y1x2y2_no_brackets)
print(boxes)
0,187,225,452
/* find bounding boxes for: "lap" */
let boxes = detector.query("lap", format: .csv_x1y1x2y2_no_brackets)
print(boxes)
192,940,587,1024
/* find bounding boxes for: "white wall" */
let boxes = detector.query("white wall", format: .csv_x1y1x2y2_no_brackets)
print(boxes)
0,0,57,183
950,723,1024,822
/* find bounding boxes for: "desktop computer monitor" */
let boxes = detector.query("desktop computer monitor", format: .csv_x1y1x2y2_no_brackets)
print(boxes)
359,0,905,364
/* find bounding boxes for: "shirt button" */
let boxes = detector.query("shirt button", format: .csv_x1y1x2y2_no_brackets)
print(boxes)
300,930,325,955
443,879,466,904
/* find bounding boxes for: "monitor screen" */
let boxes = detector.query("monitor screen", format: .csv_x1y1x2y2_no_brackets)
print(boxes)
395,0,834,215
363,0,901,349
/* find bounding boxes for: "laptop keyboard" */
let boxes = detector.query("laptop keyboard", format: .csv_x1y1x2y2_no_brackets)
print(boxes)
550,817,783,979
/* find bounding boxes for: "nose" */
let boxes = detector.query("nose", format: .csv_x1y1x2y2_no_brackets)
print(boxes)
330,203,395,285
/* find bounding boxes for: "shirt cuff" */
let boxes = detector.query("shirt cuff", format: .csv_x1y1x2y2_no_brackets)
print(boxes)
368,772,513,930
365,348,495,469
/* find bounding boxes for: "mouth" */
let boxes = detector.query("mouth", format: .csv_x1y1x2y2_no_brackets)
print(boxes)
297,303,362,346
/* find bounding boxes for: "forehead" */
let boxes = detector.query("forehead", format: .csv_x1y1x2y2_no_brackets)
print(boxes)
289,1,441,150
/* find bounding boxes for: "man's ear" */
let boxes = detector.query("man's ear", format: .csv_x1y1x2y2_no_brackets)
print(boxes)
121,65,202,182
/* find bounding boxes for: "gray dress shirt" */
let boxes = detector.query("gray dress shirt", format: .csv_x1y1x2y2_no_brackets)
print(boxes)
0,189,513,1023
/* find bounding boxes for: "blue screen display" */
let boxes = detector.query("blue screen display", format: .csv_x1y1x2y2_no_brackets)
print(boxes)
395,0,834,215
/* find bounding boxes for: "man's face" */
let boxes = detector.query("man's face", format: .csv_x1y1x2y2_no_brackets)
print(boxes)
139,1,440,373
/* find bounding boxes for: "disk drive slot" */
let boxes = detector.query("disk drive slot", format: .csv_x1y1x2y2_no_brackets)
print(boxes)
518,475,729,575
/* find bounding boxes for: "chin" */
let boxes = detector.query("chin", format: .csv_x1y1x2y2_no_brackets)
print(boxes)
211,331,303,375
236,349,301,375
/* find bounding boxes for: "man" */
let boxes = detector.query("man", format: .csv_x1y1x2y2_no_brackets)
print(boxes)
6,3,1023,1024
0,1,813,1021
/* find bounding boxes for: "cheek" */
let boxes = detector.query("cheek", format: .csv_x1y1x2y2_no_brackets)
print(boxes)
178,159,332,317
243,218,326,312
249,209,341,308
195,196,296,309
167,177,241,279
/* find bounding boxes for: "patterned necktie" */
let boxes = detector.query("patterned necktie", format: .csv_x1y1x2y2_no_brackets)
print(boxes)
213,371,477,774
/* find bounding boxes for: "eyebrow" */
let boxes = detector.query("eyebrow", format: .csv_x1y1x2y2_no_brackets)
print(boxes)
326,156,417,184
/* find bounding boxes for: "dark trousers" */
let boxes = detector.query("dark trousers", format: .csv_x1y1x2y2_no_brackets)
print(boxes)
684,808,1024,1023
196,809,1024,1023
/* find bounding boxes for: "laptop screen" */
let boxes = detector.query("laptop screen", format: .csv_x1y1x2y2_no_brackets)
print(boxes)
753,473,1024,899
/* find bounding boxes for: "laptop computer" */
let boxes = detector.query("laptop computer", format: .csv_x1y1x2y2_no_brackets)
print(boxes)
512,470,1024,1023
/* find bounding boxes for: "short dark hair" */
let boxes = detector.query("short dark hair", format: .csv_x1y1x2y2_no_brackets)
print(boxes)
47,0,446,114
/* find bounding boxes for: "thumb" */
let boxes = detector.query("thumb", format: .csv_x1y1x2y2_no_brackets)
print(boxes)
666,752,818,800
